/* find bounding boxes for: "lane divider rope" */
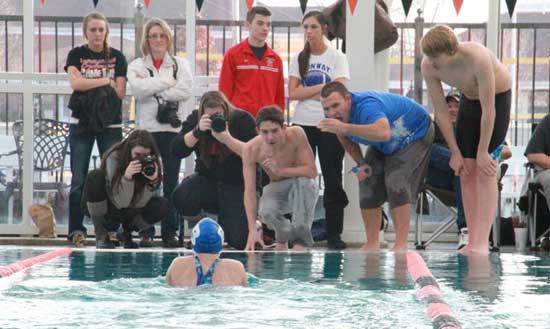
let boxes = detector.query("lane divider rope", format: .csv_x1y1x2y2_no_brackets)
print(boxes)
0,248,73,278
407,251,462,329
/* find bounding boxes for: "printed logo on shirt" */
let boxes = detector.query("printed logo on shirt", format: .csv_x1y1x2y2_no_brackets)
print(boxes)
80,57,117,79
388,116,414,152
266,57,275,67
302,62,332,87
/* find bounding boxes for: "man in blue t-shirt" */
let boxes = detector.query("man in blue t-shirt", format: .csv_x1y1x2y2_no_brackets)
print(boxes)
319,82,434,252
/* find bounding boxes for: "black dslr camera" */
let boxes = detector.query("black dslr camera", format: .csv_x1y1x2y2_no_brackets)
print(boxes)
135,155,157,176
210,113,227,133
157,101,182,128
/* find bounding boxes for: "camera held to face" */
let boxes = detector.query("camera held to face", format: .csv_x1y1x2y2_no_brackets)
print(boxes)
157,101,182,128
135,155,157,176
210,113,227,133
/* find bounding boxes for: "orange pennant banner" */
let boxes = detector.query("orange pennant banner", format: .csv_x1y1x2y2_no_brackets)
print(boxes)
144,0,151,8
246,0,254,11
348,0,358,15
453,0,464,15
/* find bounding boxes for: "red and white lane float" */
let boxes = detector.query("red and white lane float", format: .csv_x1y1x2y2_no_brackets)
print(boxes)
407,251,461,329
0,248,73,278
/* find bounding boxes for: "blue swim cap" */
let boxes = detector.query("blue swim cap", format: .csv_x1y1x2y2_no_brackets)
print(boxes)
191,217,224,254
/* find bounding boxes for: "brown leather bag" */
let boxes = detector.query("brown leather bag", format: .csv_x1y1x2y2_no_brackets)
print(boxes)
323,0,398,53
29,204,57,238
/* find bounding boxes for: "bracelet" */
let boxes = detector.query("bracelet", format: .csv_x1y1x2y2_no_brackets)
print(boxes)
192,126,201,139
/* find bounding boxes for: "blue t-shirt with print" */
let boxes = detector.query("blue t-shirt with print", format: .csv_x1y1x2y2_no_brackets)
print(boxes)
347,91,430,155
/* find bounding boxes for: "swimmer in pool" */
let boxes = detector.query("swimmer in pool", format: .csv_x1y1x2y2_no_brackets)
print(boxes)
166,217,248,287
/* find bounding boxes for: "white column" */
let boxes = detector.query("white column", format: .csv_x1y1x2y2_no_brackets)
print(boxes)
21,0,35,234
185,0,196,176
342,0,376,243
487,0,501,54
374,0,393,92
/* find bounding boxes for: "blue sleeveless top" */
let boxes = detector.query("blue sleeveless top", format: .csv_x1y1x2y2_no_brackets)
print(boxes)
194,255,220,286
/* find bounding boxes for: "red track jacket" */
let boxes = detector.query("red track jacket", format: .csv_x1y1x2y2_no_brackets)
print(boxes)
219,39,285,117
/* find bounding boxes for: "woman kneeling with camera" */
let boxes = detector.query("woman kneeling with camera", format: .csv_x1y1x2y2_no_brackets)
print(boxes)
83,129,169,249
172,91,256,250
127,17,193,247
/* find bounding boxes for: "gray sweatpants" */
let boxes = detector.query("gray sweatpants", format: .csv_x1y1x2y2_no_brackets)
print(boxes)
258,177,319,247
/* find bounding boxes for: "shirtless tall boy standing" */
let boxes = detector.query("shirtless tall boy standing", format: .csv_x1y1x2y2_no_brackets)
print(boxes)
421,25,512,255
242,106,318,251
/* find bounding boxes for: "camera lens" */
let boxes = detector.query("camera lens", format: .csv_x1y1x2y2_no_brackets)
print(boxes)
211,113,226,133
143,164,155,176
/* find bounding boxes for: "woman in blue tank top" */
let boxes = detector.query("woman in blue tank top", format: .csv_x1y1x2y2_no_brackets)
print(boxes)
166,218,248,287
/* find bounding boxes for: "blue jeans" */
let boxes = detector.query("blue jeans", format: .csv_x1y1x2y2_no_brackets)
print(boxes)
68,125,122,238
425,144,466,231
141,132,181,240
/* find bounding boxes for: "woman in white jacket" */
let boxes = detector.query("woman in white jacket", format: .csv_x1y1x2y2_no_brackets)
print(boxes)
128,17,193,247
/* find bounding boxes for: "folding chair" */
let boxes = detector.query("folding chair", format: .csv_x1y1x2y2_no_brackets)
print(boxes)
414,184,457,249
415,163,508,250
491,162,508,250
522,120,550,249
524,163,550,249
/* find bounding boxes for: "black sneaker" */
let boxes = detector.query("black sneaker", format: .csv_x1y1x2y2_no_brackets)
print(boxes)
123,237,139,249
119,231,139,249
96,238,116,249
138,235,154,248
107,231,121,247
162,237,183,248
327,236,347,250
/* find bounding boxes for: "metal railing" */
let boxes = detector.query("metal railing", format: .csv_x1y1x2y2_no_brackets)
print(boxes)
0,15,549,146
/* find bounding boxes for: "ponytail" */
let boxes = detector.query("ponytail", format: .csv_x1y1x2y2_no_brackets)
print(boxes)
298,11,328,81
298,42,311,80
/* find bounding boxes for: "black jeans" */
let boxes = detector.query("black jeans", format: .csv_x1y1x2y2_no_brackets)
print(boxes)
68,125,122,238
299,125,349,238
82,169,169,231
172,173,248,250
142,132,181,240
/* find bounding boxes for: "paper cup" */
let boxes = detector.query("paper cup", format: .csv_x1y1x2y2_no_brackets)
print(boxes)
514,227,528,252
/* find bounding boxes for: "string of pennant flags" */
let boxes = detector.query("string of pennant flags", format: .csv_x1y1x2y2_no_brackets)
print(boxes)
39,0,519,18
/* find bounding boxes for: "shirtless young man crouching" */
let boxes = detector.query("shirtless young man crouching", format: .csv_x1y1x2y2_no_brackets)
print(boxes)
242,106,318,251
421,25,512,255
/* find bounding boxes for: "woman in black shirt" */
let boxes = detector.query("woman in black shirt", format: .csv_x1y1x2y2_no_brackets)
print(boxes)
64,12,127,246
171,91,256,250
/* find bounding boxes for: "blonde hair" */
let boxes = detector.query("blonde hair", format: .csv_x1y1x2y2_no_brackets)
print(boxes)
421,25,459,57
82,12,110,55
141,18,174,56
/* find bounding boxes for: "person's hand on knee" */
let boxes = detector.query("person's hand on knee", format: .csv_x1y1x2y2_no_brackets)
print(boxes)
450,151,468,176
476,151,497,176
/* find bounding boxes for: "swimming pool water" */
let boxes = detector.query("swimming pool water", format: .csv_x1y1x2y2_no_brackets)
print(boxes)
1,247,549,329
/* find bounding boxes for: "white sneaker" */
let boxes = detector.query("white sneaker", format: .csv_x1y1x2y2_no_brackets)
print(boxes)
457,228,469,250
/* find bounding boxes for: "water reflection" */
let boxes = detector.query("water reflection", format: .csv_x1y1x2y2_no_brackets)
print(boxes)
66,251,412,290
461,253,502,299
68,251,180,281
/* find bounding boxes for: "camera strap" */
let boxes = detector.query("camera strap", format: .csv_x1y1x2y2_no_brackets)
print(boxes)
146,55,179,105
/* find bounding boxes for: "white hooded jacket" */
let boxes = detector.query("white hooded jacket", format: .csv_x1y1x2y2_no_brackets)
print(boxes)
128,53,193,133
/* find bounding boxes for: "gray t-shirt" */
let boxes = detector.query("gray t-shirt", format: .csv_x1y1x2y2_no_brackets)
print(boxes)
525,114,550,157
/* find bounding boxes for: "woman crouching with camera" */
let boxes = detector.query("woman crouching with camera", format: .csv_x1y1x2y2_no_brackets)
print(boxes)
127,18,193,247
171,91,256,250
83,129,169,249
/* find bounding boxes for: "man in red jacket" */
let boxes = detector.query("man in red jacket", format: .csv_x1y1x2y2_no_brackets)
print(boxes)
219,6,285,117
